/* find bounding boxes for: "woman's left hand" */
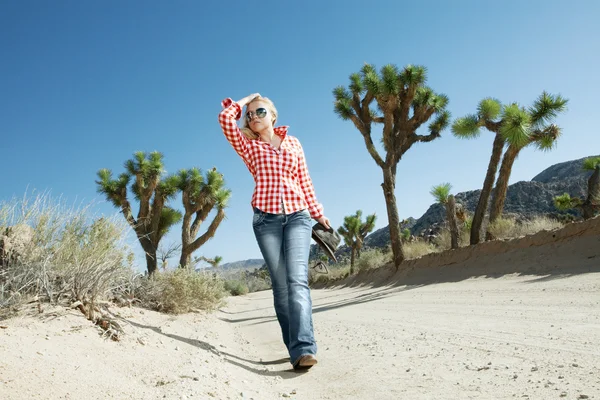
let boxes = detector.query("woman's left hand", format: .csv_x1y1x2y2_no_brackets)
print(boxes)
316,216,331,230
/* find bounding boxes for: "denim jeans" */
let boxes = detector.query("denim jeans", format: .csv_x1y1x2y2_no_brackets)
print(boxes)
252,208,317,365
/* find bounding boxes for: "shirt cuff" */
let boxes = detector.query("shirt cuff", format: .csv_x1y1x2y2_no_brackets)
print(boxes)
221,98,242,120
309,203,324,220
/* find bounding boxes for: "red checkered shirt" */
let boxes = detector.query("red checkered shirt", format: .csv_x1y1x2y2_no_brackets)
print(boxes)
218,98,324,219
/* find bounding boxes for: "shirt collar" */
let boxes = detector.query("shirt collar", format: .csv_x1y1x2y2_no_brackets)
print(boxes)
274,126,288,138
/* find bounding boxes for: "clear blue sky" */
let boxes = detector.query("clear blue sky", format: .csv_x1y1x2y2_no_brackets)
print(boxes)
2,1,599,268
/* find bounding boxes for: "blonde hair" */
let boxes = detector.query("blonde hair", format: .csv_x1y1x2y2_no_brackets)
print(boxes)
241,96,278,140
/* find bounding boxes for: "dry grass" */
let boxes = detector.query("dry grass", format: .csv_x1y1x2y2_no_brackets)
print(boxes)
403,240,439,259
433,227,471,251
0,192,227,321
137,268,225,314
0,193,132,318
487,216,564,240
357,249,392,272
309,262,351,285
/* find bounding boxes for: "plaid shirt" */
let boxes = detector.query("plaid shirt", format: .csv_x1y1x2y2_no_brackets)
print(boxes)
218,98,324,219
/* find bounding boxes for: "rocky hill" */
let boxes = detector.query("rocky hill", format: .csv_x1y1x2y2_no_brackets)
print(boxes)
360,155,596,250
219,258,264,271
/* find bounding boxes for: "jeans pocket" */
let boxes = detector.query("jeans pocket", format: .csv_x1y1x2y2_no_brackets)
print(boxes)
252,209,266,226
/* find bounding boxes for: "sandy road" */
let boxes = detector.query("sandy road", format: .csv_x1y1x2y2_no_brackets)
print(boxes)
1,220,599,400
221,272,600,399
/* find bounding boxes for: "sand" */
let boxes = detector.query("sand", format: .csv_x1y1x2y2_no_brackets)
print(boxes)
1,218,599,399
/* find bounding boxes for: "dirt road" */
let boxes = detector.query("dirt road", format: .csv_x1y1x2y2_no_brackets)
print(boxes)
221,271,600,399
1,219,599,399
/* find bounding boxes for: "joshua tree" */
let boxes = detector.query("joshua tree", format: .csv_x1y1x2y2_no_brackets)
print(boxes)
96,151,181,276
486,94,568,239
453,92,567,245
177,167,231,268
337,210,376,274
401,228,411,242
334,64,450,268
430,183,460,249
553,157,600,219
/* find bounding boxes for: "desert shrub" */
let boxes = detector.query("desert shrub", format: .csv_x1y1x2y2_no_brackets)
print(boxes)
403,239,438,259
487,217,518,239
245,275,271,293
223,279,249,296
488,216,564,240
137,268,225,314
309,262,350,285
433,227,470,250
0,193,132,316
215,267,271,294
518,216,564,236
356,248,391,272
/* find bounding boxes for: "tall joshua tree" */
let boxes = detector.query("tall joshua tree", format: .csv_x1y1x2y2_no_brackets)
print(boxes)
337,210,376,274
487,93,568,239
334,64,450,269
453,92,567,244
177,167,231,268
452,98,505,245
430,183,460,249
96,151,181,276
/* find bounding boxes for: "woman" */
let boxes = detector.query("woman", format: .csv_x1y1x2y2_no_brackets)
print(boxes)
218,93,330,370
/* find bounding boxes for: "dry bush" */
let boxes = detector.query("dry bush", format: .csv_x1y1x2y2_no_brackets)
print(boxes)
217,268,271,294
244,275,271,293
309,262,351,285
487,217,518,239
488,216,564,240
223,279,249,296
403,240,438,259
433,227,470,250
137,268,225,314
518,216,564,236
0,193,132,318
357,249,391,272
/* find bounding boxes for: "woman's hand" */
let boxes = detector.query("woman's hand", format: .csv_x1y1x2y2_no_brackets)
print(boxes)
316,216,331,230
236,93,261,107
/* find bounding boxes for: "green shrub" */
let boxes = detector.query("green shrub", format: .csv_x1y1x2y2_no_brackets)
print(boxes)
223,279,249,296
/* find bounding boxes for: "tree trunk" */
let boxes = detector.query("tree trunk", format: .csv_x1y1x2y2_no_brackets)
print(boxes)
582,165,600,219
471,133,505,245
144,250,158,276
350,247,356,275
486,144,520,240
179,250,193,269
382,167,405,268
446,195,459,249
179,208,226,268
137,233,158,276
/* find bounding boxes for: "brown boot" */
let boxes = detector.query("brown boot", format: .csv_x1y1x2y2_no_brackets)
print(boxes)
293,354,318,370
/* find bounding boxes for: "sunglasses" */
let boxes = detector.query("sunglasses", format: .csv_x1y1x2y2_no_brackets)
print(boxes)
246,107,267,121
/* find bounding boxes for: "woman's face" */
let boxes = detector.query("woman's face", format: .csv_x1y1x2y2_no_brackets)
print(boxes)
246,101,273,132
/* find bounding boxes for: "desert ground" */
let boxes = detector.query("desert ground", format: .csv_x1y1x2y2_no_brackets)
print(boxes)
1,218,599,400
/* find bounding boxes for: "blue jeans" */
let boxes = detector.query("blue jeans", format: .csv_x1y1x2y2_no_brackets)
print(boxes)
252,208,317,365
